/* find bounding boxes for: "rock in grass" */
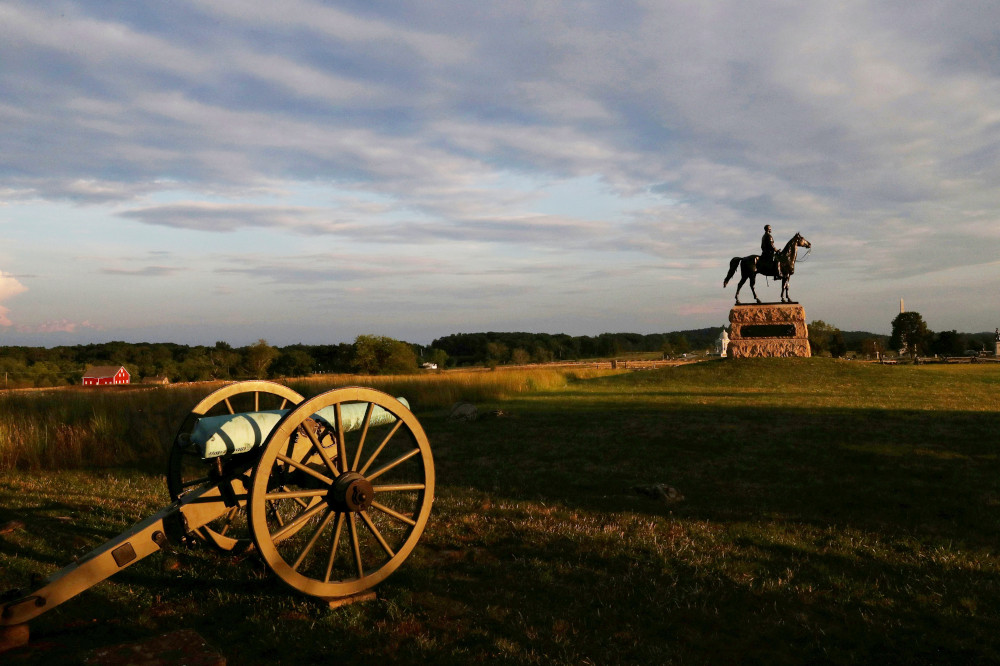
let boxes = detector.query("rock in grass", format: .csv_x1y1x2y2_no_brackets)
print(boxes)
449,402,478,422
633,484,684,501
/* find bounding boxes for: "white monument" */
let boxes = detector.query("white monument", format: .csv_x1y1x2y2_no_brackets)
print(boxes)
717,329,730,357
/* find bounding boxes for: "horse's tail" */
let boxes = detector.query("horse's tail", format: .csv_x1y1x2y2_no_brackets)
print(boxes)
723,257,741,288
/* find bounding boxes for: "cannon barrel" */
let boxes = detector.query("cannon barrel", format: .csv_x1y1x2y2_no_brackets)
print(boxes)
189,399,408,458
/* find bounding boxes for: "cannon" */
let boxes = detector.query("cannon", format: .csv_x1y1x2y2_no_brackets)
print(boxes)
0,381,435,648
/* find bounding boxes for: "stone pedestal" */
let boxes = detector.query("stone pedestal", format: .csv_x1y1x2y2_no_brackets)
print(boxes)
728,303,811,358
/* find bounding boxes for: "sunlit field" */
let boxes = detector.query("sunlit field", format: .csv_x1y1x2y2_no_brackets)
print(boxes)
1,359,998,663
0,367,618,472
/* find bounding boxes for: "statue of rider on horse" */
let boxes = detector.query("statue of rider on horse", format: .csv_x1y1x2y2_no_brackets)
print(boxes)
760,225,782,279
724,226,811,304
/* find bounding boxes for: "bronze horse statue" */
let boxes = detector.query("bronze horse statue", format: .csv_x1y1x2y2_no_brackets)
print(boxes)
723,232,811,304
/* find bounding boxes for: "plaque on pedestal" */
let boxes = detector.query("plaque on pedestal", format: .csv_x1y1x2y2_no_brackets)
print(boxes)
728,303,811,358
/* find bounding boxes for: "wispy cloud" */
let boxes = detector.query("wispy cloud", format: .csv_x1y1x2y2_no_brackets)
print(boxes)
1,1,1000,341
28,319,99,334
101,266,180,277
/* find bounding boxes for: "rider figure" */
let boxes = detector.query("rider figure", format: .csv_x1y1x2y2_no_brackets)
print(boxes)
761,225,782,278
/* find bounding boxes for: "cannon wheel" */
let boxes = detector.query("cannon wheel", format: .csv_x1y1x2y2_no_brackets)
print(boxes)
168,381,305,552
248,387,434,599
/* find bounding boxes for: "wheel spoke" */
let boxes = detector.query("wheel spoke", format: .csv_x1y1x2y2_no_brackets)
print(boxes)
218,506,240,535
359,421,404,475
267,499,285,527
224,397,235,414
350,402,375,472
370,500,417,527
276,453,334,486
360,510,396,558
348,513,364,578
324,512,345,583
367,448,420,481
335,403,348,474
264,488,329,501
271,501,327,542
292,508,334,571
254,391,260,411
373,483,425,493
302,424,339,477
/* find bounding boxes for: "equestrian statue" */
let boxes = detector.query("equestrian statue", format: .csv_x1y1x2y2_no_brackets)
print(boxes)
723,225,811,304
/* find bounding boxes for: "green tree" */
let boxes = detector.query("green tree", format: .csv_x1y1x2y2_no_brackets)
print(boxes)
670,334,690,355
351,335,418,375
178,348,214,382
426,347,449,369
511,348,531,365
245,339,280,378
931,330,966,357
808,320,847,357
889,312,932,359
209,342,241,380
271,349,315,377
485,342,509,366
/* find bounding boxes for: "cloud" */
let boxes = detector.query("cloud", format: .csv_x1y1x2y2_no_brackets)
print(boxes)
0,272,27,327
119,202,359,234
101,266,180,277
29,319,99,334
118,201,614,248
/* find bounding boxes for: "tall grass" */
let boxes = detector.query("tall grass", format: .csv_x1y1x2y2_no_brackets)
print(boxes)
0,368,617,471
0,386,205,471
287,366,616,409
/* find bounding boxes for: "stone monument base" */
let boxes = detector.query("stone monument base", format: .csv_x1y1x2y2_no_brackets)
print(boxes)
728,303,811,358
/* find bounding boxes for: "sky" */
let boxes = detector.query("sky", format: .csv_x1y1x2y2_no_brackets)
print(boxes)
1,0,999,347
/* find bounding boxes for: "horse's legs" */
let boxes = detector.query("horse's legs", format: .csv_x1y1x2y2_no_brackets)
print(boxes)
781,278,789,302
735,275,746,304
749,274,761,303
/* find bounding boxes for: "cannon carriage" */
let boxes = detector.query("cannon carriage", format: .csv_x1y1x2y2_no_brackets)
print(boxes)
0,381,434,646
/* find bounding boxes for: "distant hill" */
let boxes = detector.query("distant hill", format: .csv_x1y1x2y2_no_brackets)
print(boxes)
839,330,889,348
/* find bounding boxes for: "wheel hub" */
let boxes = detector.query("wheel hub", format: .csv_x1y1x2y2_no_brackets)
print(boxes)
328,472,374,513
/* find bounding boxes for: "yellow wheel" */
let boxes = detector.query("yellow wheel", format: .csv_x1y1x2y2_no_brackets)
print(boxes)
168,381,304,551
248,387,434,599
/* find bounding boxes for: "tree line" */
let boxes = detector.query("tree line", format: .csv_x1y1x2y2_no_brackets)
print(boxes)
0,318,991,388
887,312,995,359
429,329,725,367
0,335,420,388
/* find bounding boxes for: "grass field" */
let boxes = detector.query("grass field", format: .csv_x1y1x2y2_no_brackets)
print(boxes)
1,359,999,664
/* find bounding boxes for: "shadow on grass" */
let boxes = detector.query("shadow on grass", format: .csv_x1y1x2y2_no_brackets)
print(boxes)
428,401,1000,548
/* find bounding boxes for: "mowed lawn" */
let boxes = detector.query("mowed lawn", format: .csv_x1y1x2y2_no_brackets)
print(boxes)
1,358,999,664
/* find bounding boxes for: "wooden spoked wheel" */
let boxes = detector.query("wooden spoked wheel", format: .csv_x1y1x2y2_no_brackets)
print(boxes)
168,381,304,552
248,387,434,599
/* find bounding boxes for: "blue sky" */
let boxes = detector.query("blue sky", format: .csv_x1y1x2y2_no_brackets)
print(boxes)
1,0,999,346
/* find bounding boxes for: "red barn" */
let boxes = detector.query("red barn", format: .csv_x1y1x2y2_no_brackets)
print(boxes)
82,365,131,386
